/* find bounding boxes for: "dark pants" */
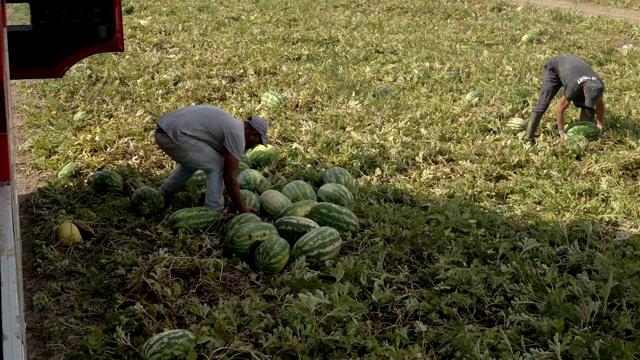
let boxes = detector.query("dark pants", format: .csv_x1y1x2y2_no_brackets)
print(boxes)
533,60,562,115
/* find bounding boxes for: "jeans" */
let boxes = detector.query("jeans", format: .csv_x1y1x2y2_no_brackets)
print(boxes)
155,128,225,212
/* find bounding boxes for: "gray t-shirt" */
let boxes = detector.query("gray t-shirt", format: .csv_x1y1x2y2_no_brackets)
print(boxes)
156,105,245,160
548,54,605,108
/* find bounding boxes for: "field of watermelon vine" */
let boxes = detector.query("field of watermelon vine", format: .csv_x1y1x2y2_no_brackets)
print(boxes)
11,0,640,358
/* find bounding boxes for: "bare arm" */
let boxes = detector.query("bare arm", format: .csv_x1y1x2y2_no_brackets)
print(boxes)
222,151,255,213
595,96,605,129
556,94,571,132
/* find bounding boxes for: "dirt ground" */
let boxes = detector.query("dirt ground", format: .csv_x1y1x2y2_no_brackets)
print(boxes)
10,1,640,359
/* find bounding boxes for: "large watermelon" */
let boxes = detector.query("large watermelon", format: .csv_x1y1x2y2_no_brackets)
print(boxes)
323,167,355,190
504,117,527,133
253,236,291,275
225,221,279,256
281,180,317,203
131,186,165,216
316,183,355,207
565,121,600,140
168,207,220,232
291,226,342,265
277,200,318,218
261,90,285,108
307,202,360,235
260,190,292,218
141,329,197,360
91,169,123,193
274,216,320,245
247,145,278,168
240,189,261,212
224,212,262,234
237,169,271,193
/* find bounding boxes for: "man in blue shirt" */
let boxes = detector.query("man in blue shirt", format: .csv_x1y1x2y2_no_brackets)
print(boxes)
154,105,268,213
524,55,605,145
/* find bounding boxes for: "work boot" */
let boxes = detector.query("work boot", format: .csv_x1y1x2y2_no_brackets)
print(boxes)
524,112,543,145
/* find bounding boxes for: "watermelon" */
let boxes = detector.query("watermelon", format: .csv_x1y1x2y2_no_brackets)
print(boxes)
55,220,83,247
237,161,250,174
238,169,270,193
260,190,292,218
168,207,220,232
141,329,197,360
565,121,600,140
224,212,262,234
91,169,123,193
187,170,206,189
240,189,261,212
323,167,355,190
225,221,279,256
274,216,320,244
247,145,278,168
261,91,284,108
316,183,355,207
291,226,342,265
58,162,79,179
566,134,590,153
131,186,165,216
505,117,528,133
465,90,482,103
277,200,318,218
253,236,291,274
307,202,360,235
281,180,317,203
521,29,541,44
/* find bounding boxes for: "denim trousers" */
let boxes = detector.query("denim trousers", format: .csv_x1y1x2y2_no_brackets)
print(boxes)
155,129,225,212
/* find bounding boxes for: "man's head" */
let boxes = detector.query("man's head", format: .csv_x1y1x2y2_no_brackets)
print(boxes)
244,116,269,150
583,80,604,109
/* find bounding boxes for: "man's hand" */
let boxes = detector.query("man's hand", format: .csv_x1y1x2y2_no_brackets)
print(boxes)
238,205,256,214
597,124,604,137
559,130,566,140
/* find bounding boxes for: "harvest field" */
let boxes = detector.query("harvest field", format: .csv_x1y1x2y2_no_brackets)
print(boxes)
12,0,640,358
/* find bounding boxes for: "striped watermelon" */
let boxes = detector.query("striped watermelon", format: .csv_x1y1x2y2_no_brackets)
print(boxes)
58,162,79,179
261,91,284,108
247,145,278,168
323,167,355,190
307,202,359,235
277,200,318,218
253,236,291,274
316,183,354,207
465,90,482,103
237,161,250,174
291,226,342,265
224,212,262,234
168,207,220,232
131,186,165,216
238,169,270,193
260,190,292,218
225,221,279,256
281,180,317,203
274,216,320,245
187,170,206,189
505,117,528,133
91,169,123,193
141,329,197,360
240,189,261,212
565,121,600,140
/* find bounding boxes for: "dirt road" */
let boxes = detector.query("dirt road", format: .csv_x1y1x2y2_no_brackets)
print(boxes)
511,0,640,23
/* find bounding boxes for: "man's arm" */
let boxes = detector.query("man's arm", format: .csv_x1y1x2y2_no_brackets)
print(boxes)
595,96,605,130
556,94,571,135
222,151,255,213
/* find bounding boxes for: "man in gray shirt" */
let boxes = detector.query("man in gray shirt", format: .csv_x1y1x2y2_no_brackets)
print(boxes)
524,54,605,145
154,105,268,213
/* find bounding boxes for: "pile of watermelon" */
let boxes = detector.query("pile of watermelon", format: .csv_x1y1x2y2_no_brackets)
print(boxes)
223,165,360,274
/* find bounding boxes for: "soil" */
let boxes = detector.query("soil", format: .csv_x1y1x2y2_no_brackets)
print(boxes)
10,1,640,359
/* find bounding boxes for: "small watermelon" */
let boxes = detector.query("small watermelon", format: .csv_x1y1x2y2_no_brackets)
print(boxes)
253,236,291,274
238,169,270,193
187,170,207,189
274,216,320,245
505,117,528,133
281,180,317,203
261,91,285,108
247,145,278,168
240,189,261,212
291,226,342,265
141,329,197,360
55,220,83,247
277,200,318,218
225,221,279,256
316,183,355,207
323,167,355,190
465,90,482,103
224,212,262,234
168,207,221,232
565,121,600,141
131,186,165,216
58,162,79,179
260,190,292,218
91,169,123,193
307,202,360,235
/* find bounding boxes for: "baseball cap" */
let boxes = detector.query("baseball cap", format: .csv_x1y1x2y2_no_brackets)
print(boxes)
248,116,268,145
584,80,604,109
